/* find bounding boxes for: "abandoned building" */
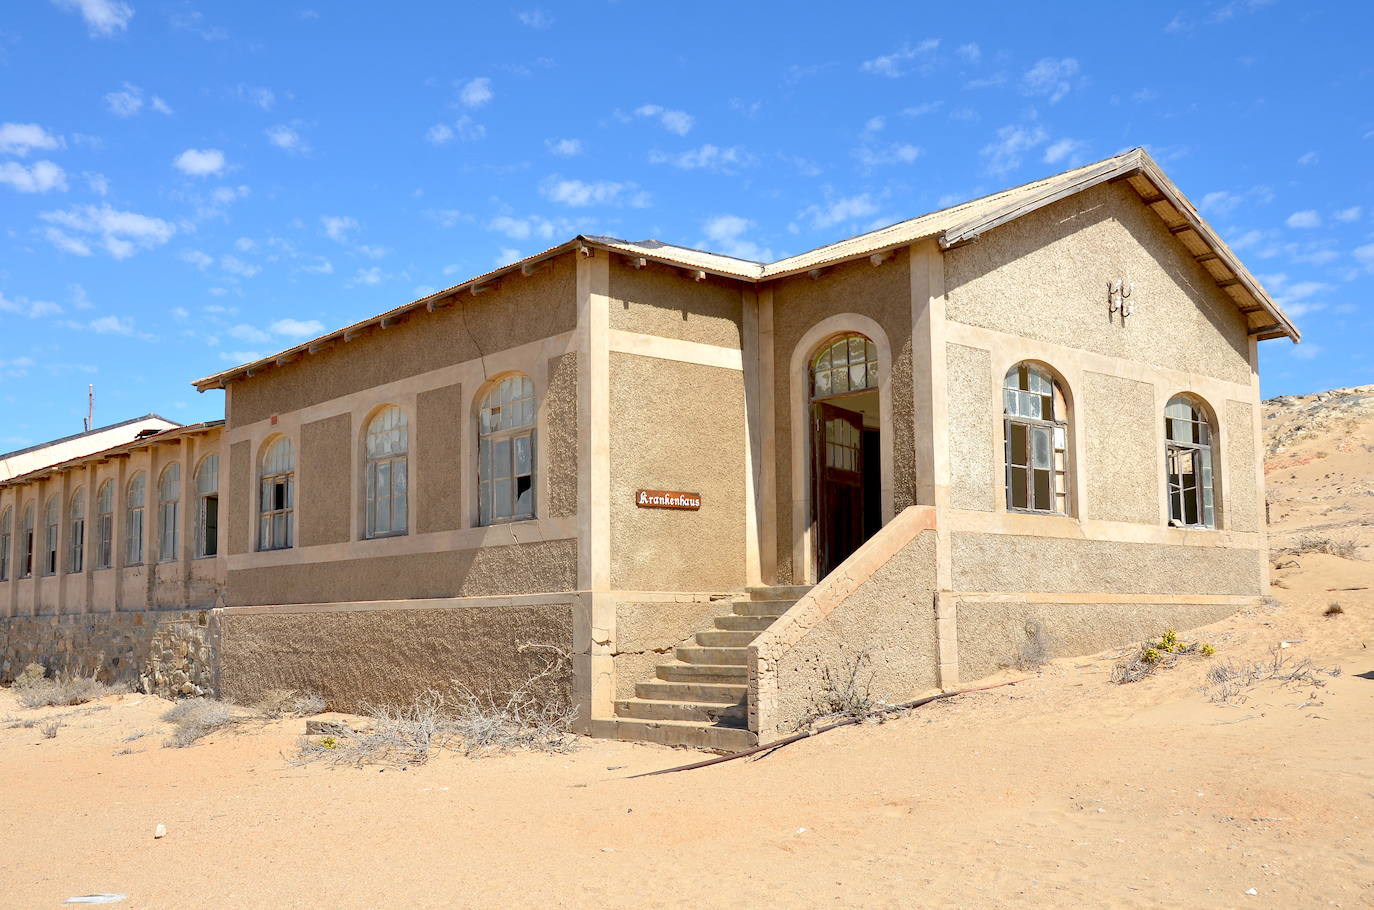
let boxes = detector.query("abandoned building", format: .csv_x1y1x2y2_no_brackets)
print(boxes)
0,148,1298,750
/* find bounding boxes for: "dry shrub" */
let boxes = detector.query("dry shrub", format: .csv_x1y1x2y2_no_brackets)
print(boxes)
1290,535,1360,559
1324,602,1345,617
1111,629,1215,684
13,665,125,709
1015,621,1051,672
253,688,327,719
291,643,578,767
1205,648,1341,705
40,719,62,739
797,651,886,730
162,698,235,748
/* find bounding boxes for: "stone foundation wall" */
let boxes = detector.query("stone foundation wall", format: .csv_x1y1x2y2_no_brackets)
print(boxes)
0,610,217,698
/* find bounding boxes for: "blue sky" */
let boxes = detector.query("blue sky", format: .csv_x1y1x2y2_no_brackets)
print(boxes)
1,0,1371,448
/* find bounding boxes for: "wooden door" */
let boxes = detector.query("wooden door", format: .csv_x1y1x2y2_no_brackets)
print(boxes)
812,402,865,579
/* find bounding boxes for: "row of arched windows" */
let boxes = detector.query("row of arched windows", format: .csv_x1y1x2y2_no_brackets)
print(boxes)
0,456,219,581
253,374,538,552
1002,362,1219,528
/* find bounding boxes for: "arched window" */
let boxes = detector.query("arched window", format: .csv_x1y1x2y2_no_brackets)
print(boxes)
1003,363,1069,514
42,495,59,576
1166,396,1216,529
478,375,536,525
68,488,85,574
194,455,219,558
0,506,11,582
259,437,294,551
125,472,146,565
19,503,34,578
811,333,879,399
158,464,180,562
364,406,408,538
95,480,114,569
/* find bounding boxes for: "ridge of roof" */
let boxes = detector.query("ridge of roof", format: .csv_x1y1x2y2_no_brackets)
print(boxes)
0,419,224,490
193,147,1295,391
0,413,181,462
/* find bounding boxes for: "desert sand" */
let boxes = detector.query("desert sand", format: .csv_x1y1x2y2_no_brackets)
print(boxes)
1,389,1371,910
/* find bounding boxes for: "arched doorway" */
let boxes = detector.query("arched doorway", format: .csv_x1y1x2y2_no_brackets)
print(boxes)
808,332,882,578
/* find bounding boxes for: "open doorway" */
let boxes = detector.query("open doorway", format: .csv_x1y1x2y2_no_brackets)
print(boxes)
809,333,882,579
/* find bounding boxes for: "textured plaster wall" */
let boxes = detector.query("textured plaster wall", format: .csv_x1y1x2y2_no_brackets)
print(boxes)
956,599,1237,681
300,413,352,546
0,609,217,698
607,258,743,349
612,598,735,699
228,253,577,427
416,383,463,534
218,603,573,713
545,352,578,519
946,343,996,511
1224,399,1259,533
944,182,1252,386
608,353,747,591
951,532,1264,596
227,440,250,556
1082,371,1159,523
770,255,917,583
771,531,939,734
226,538,578,606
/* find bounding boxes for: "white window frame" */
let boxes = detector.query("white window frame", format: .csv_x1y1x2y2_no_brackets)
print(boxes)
259,437,294,551
1003,363,1070,516
1165,396,1217,529
478,375,537,526
95,481,114,569
42,496,59,576
68,488,85,574
19,503,34,578
125,472,146,566
158,464,180,562
364,406,409,539
194,455,219,558
0,506,11,582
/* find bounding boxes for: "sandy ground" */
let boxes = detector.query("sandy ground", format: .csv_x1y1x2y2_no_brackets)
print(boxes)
2,393,1372,909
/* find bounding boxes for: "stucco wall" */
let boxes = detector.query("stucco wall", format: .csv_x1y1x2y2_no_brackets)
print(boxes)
943,181,1252,386
946,343,996,511
226,538,578,606
300,413,352,546
218,602,573,713
1224,399,1259,532
416,383,462,534
769,530,939,734
608,258,743,349
0,609,217,698
770,254,917,583
1082,371,1159,524
227,440,250,555
227,253,577,427
956,599,1238,681
608,353,746,592
950,532,1264,596
613,598,735,699
545,352,578,519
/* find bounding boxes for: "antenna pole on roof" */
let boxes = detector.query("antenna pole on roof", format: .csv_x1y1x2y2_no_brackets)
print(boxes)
85,384,94,432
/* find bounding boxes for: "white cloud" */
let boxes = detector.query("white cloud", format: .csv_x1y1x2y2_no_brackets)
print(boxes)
265,125,307,153
426,116,485,144
795,194,880,231
516,9,552,28
956,42,981,64
1022,57,1080,103
0,292,62,319
632,104,694,136
540,176,649,208
51,0,134,36
151,96,173,115
902,101,942,117
1197,185,1273,216
1297,151,1318,166
270,318,324,337
235,85,276,110
219,255,260,278
1283,301,1325,319
1043,138,1087,166
0,160,68,193
321,215,358,241
88,314,135,335
220,350,264,363
546,138,582,157
426,123,454,145
44,228,91,256
980,124,1048,175
350,267,385,286
1289,342,1322,361
40,203,175,259
701,214,771,261
173,148,226,177
459,77,493,108
84,172,109,195
855,142,921,169
1354,243,1374,272
860,39,939,78
1285,210,1321,229
1333,206,1362,223
0,123,63,156
229,323,271,343
180,249,213,269
103,83,170,117
648,144,752,172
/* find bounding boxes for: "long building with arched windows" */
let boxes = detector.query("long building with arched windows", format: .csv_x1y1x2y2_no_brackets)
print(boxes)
0,148,1299,750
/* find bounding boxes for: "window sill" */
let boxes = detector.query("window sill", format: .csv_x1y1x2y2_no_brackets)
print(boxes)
362,531,408,541
479,516,539,528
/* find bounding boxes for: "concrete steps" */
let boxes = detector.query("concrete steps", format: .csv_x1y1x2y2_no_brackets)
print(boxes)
608,585,811,753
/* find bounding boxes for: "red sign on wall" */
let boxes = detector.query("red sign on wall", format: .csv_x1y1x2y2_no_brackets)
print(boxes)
635,490,702,511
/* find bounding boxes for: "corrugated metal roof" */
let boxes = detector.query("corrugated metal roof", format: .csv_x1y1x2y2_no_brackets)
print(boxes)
0,420,225,490
192,148,1296,391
